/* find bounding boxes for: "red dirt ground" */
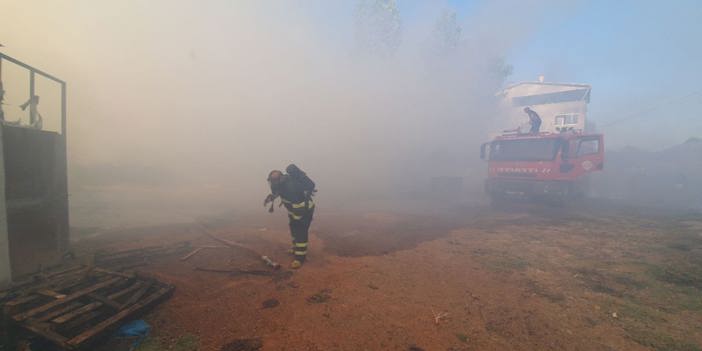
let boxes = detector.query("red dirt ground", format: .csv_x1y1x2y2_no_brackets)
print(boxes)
76,204,702,351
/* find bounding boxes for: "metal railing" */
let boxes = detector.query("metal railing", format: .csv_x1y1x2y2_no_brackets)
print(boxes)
0,52,66,138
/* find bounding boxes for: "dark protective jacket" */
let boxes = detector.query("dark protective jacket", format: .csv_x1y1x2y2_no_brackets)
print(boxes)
271,175,315,220
526,109,542,124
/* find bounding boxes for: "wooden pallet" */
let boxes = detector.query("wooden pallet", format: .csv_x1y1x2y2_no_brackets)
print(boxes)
2,268,174,350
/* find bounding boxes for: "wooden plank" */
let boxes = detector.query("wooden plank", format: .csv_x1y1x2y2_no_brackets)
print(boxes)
0,277,40,293
5,294,41,307
4,294,45,316
180,247,204,261
48,272,112,297
87,293,121,310
51,302,102,324
21,321,69,348
90,277,132,297
111,261,148,271
33,302,83,323
108,281,143,301
120,284,149,308
43,279,135,321
92,267,135,279
37,290,67,299
60,310,104,334
43,265,86,279
13,277,123,321
4,272,99,315
29,268,94,295
67,286,173,347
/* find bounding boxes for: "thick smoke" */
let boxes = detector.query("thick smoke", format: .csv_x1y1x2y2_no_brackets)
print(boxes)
1,1,580,227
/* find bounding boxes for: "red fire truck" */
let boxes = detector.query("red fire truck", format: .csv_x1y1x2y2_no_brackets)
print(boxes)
480,131,604,201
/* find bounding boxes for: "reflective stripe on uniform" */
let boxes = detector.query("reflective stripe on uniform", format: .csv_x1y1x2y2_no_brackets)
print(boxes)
291,199,315,209
294,242,308,256
287,199,314,220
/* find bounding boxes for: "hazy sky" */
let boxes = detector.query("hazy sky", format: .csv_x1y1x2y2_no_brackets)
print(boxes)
4,1,699,152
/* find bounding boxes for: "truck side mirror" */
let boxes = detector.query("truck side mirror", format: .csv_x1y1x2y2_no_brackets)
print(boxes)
480,143,488,160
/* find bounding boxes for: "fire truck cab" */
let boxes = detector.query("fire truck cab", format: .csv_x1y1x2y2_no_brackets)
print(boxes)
480,131,604,201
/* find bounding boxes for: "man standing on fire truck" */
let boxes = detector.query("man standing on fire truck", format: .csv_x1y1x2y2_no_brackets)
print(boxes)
524,106,542,134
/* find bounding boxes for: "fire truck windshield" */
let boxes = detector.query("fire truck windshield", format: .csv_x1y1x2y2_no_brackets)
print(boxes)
490,138,561,161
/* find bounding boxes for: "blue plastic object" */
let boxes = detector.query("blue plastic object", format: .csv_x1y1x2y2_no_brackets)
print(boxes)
115,320,151,350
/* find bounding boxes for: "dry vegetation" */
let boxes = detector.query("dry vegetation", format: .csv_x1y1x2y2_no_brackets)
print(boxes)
72,204,702,351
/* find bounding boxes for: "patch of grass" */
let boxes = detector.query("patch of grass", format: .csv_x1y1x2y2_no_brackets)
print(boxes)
611,273,647,290
665,233,702,252
455,333,469,343
656,218,702,252
173,334,199,351
137,335,199,351
478,254,528,273
674,287,702,311
525,280,566,303
136,337,162,351
654,218,702,245
667,242,694,251
646,263,702,289
617,299,666,323
621,266,702,313
573,268,622,296
221,338,263,351
626,328,701,351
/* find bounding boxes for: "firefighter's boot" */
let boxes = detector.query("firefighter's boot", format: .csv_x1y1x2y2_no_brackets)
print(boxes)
290,260,303,269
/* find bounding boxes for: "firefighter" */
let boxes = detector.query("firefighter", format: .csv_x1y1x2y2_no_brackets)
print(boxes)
523,106,542,134
264,165,316,269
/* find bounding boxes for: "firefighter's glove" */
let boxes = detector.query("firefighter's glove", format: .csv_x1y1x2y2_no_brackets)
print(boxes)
264,194,275,207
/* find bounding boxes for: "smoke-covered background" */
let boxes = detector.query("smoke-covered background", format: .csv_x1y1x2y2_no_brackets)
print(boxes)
1,0,700,228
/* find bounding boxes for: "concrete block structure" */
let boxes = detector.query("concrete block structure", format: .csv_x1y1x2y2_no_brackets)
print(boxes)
0,139,11,287
0,53,69,287
497,80,591,134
